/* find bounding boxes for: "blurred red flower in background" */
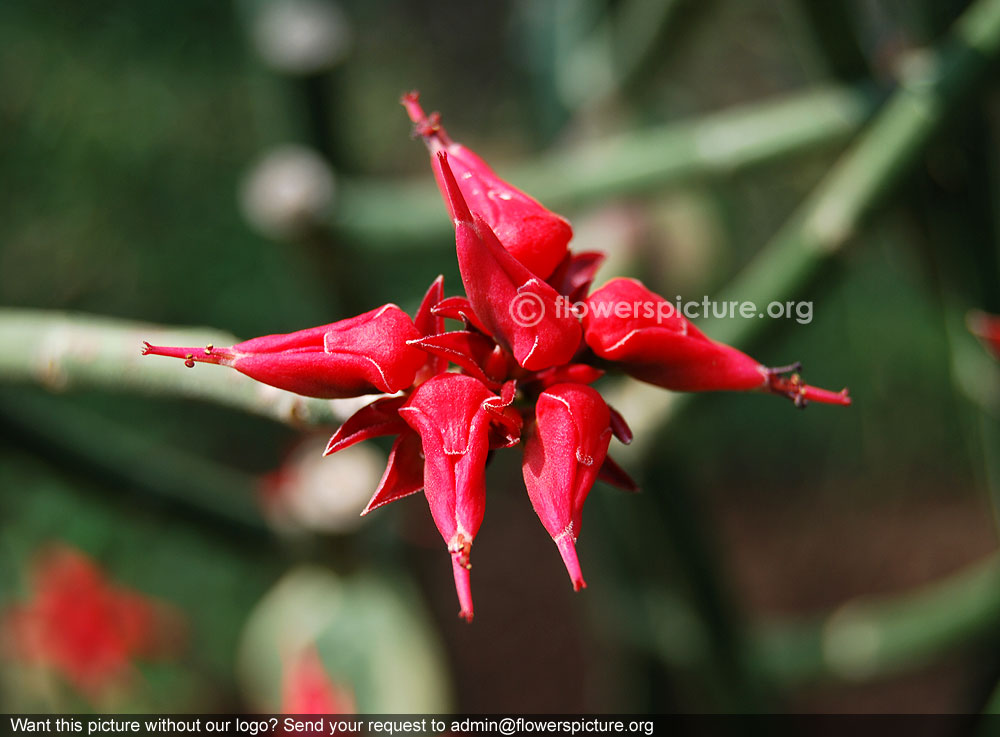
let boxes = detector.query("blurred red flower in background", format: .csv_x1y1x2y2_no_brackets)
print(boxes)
1,545,184,699
969,310,1000,360
281,646,356,714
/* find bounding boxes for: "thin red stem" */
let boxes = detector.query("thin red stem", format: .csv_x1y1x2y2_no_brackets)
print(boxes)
766,368,851,408
142,342,232,367
400,91,452,148
451,556,474,622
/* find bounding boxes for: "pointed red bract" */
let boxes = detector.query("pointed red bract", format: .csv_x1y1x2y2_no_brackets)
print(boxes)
407,330,501,388
403,91,571,279
522,384,612,591
598,454,639,492
431,295,492,335
583,278,851,406
547,250,606,303
143,305,427,399
324,396,407,456
399,373,499,621
608,405,633,445
436,151,582,371
413,276,448,384
362,429,425,515
484,380,522,449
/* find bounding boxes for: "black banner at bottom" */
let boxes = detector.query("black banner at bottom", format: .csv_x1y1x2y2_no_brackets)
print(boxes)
0,714,988,737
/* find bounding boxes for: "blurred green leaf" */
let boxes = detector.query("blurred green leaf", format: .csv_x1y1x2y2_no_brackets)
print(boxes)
237,566,452,713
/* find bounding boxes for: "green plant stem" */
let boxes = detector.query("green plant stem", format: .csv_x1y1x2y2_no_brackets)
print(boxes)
704,0,1000,349
0,83,880,421
0,310,341,427
554,0,685,111
622,0,1000,696
641,462,768,711
614,0,1000,460
0,388,266,533
0,0,997,693
640,549,1000,686
757,550,1000,685
333,84,877,246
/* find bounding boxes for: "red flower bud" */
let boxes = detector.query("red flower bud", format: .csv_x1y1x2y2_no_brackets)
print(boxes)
522,384,612,591
436,151,582,372
399,373,500,621
583,278,851,406
143,305,427,399
403,91,571,279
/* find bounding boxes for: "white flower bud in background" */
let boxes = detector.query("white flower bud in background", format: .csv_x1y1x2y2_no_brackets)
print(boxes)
327,394,385,424
240,144,335,239
569,204,645,280
252,0,352,75
261,435,387,534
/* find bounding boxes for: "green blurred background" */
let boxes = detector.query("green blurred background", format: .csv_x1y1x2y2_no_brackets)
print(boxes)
2,0,1000,721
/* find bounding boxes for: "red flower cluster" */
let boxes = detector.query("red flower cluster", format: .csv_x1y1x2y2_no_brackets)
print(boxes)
1,545,183,698
144,93,850,621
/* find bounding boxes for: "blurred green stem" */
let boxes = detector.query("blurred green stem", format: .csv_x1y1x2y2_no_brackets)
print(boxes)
334,84,877,246
554,0,685,111
640,548,1000,685
705,0,1000,348
0,389,266,533
1,0,999,697
756,548,1000,684
625,0,1000,699
616,0,1000,460
0,310,342,427
0,82,880,418
641,463,768,711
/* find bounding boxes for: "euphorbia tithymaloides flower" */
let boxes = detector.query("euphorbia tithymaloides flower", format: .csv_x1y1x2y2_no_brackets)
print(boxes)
143,93,851,620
